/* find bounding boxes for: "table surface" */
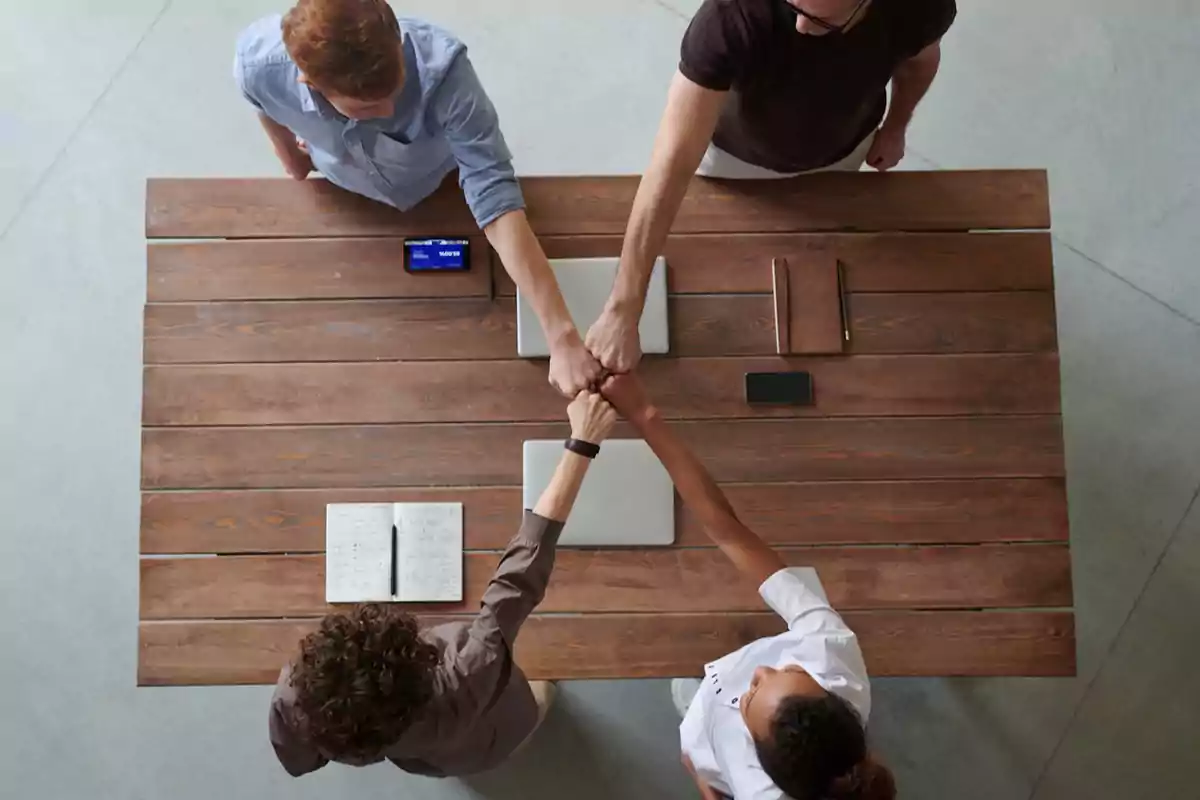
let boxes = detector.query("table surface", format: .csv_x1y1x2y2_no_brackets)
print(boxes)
138,170,1075,686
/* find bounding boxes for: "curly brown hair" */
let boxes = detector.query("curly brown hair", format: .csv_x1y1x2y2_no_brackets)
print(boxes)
289,604,441,759
282,0,403,100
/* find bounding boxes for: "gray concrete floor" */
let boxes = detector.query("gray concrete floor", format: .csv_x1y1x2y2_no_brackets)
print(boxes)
2,1,1198,798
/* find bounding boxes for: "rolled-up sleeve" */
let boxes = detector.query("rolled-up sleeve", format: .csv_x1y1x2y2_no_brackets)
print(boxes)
433,53,525,228
759,567,851,637
472,511,564,647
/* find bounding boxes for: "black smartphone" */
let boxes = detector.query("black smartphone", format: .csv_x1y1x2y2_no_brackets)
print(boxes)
403,238,471,273
745,371,814,406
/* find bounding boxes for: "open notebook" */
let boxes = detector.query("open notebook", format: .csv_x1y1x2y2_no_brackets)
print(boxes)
325,502,463,603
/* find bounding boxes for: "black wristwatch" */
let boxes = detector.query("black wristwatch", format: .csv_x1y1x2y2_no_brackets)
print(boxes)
565,438,601,459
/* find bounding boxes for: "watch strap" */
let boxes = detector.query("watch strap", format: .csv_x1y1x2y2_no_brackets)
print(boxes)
564,438,601,459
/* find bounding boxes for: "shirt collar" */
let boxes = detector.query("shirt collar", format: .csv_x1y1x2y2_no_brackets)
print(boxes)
297,81,336,118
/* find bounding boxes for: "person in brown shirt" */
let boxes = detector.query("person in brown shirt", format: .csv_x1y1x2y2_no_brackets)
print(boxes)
268,390,618,778
585,0,956,372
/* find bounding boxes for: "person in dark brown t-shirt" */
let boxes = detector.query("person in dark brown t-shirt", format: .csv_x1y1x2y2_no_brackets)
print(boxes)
585,0,956,373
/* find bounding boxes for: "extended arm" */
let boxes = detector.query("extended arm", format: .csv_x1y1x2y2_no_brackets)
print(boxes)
437,54,600,395
601,375,784,587
478,392,617,644
586,72,726,371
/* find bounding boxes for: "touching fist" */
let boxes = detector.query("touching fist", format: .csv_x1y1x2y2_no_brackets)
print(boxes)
549,335,603,398
600,373,653,425
567,390,617,444
585,305,642,373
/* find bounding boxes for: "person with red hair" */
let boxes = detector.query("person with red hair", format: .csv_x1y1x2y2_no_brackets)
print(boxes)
235,0,600,397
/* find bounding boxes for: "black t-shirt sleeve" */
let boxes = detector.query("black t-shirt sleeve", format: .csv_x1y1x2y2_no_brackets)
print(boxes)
679,0,755,91
904,0,957,57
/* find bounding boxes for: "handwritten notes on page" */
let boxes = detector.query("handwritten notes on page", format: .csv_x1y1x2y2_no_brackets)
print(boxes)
325,502,463,603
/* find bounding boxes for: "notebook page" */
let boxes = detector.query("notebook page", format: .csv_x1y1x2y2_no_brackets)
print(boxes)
394,503,463,602
325,503,393,603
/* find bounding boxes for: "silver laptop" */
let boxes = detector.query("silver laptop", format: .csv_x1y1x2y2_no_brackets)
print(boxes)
516,257,670,358
522,439,676,546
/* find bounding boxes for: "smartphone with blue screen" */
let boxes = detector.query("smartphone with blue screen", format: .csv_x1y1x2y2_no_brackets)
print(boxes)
404,238,471,273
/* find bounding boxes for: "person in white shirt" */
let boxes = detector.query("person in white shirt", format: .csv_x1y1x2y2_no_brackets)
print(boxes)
601,373,895,800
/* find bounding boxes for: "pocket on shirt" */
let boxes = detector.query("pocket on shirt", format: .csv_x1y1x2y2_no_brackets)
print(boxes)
371,131,421,166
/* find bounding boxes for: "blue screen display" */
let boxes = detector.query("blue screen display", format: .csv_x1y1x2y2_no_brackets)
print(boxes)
405,238,470,271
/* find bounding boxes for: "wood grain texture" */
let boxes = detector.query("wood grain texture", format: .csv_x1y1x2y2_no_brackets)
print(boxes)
146,237,492,301
140,478,1068,554
788,255,845,353
146,172,1050,238
142,417,1065,490
143,298,514,363
141,487,520,554
139,544,1072,619
495,232,1056,296
143,354,1062,426
143,292,1057,364
847,292,1059,354
138,610,1076,684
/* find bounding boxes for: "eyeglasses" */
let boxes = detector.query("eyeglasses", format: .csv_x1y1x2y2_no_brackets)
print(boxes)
786,0,871,35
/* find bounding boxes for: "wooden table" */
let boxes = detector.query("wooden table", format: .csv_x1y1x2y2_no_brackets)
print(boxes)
138,171,1075,686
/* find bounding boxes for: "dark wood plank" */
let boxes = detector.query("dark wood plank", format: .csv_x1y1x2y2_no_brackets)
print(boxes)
143,354,1062,426
142,416,1065,490
496,232,1056,296
146,172,1050,238
144,292,1057,364
139,544,1072,619
141,487,520,554
146,238,492,301
675,478,1069,546
143,298,514,364
849,292,1059,354
788,255,845,353
138,610,1077,684
675,293,1058,358
140,478,1068,554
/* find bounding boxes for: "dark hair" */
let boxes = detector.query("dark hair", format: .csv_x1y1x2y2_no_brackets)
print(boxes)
754,693,895,800
282,0,403,99
289,604,440,759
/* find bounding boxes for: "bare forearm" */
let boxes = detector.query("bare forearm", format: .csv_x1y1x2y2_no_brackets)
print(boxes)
634,412,784,583
612,157,695,308
611,72,722,309
257,112,300,156
882,48,940,132
532,451,592,522
485,209,576,344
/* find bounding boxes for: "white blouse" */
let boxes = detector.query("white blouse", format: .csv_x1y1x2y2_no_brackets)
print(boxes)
680,567,871,799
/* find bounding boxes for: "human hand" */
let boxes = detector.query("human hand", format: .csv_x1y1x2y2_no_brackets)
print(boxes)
275,138,314,180
866,125,905,172
567,390,617,444
600,373,655,426
548,333,603,397
585,304,642,373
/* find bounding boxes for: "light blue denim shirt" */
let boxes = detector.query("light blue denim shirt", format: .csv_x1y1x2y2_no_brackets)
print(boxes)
234,15,524,228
